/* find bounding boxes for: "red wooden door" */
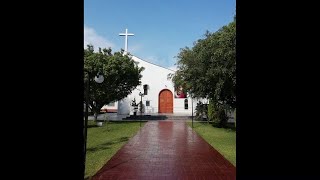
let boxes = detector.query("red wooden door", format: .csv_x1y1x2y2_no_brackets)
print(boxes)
159,89,173,113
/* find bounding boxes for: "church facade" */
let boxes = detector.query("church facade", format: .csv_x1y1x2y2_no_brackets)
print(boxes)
101,29,234,122
104,55,200,116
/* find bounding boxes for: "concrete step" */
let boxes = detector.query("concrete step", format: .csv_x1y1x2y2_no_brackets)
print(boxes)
122,115,192,121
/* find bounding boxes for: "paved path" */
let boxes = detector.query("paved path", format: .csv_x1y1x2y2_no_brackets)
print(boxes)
92,121,236,180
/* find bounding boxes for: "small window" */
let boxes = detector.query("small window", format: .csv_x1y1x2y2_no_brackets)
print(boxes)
146,100,150,106
143,84,149,95
184,99,188,109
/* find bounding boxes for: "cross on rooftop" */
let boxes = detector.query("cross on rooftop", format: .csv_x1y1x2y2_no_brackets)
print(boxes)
119,28,134,54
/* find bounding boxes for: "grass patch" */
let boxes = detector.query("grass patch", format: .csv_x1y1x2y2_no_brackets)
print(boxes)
85,121,146,179
187,121,236,166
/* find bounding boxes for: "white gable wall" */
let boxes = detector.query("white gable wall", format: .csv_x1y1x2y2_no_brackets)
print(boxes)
117,55,198,115
101,101,118,112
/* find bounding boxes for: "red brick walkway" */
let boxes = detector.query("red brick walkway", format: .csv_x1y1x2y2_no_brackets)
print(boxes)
92,121,236,180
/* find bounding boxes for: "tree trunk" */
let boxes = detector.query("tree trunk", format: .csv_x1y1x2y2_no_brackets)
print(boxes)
234,109,236,129
92,104,103,123
94,112,98,121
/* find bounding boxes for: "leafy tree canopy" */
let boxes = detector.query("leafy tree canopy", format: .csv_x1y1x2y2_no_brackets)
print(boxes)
170,18,236,109
84,45,144,116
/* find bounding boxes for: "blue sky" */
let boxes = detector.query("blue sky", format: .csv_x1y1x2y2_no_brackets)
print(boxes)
84,0,236,70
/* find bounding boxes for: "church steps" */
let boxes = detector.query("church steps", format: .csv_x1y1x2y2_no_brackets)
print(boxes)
122,115,192,121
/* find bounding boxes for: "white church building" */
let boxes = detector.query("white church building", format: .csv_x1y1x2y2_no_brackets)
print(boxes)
102,54,201,116
100,29,202,116
100,28,234,123
101,56,236,121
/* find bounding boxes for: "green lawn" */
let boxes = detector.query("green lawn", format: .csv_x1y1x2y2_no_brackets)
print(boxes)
187,121,236,166
85,121,146,179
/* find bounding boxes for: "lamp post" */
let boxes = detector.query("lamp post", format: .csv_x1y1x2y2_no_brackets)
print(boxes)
84,71,104,172
189,91,194,128
192,96,194,128
139,92,144,127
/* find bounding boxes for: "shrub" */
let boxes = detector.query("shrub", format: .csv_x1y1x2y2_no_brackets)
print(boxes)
210,103,228,128
195,101,208,121
207,102,216,122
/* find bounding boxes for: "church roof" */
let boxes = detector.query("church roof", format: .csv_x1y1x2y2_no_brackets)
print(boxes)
130,55,176,72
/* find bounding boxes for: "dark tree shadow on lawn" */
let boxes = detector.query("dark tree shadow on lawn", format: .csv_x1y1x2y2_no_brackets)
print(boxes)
194,121,236,131
87,124,98,128
87,136,130,152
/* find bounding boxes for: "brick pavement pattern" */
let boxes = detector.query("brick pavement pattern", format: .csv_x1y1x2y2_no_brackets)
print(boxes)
91,121,236,180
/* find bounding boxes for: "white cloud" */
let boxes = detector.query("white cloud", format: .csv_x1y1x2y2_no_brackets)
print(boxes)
84,25,115,51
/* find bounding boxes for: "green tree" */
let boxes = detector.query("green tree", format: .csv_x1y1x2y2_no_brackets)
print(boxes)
84,45,144,121
170,18,236,126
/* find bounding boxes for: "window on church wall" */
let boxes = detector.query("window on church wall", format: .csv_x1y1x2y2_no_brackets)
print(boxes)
184,99,188,109
146,101,150,106
143,84,149,95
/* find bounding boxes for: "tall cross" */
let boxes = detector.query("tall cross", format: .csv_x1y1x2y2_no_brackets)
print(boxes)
119,28,134,54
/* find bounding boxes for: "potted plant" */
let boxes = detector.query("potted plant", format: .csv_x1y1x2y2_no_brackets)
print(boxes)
131,98,138,116
96,120,103,127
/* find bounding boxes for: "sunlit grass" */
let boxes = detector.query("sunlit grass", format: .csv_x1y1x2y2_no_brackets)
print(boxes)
85,121,146,179
187,121,236,166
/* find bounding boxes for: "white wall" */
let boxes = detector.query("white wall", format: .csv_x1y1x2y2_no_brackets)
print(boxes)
117,55,199,115
117,98,130,114
101,101,118,110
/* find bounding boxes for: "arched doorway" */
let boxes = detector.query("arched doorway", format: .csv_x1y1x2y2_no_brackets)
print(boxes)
158,89,173,113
